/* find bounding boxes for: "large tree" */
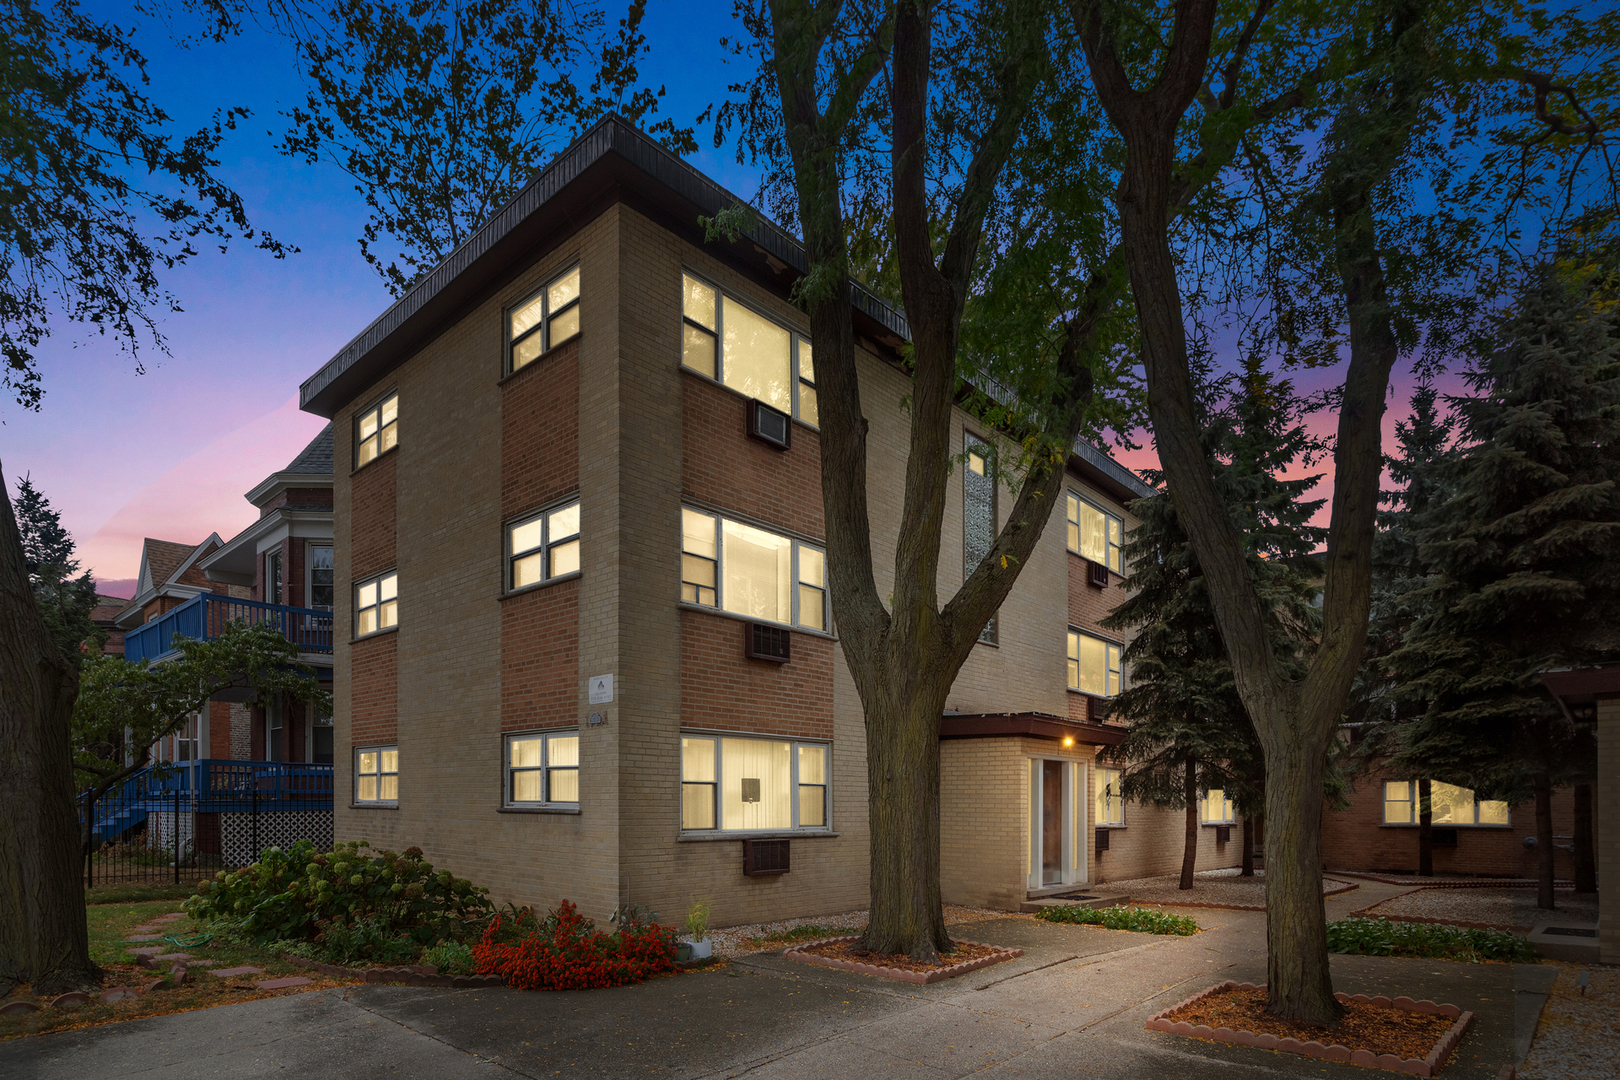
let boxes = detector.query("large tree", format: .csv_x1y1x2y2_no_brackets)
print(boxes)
1389,260,1620,909
12,474,102,666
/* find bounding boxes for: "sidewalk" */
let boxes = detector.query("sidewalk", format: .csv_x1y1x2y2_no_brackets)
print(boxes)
0,904,1520,1080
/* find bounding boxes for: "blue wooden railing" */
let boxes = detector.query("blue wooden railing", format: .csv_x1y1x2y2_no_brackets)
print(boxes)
123,592,334,665
82,759,335,842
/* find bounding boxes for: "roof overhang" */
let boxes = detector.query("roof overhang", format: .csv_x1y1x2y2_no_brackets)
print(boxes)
247,470,334,508
201,508,334,585
1068,440,1155,505
940,711,1126,746
1541,665,1620,703
112,584,208,629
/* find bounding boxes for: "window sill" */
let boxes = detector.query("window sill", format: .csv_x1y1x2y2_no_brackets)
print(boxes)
349,802,398,810
1096,823,1127,830
1379,823,1511,830
500,334,581,386
500,571,582,601
498,806,582,815
1200,821,1236,828
350,626,400,644
677,831,839,843
349,443,399,478
676,602,836,641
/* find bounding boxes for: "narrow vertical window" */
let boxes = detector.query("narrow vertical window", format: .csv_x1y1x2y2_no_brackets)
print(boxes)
1095,767,1125,826
797,342,819,427
681,736,717,829
682,274,718,378
265,551,282,605
356,572,398,636
964,435,997,644
798,745,827,827
309,545,335,610
797,547,827,632
356,393,399,467
509,265,581,373
508,501,582,590
681,509,718,606
1383,780,1414,824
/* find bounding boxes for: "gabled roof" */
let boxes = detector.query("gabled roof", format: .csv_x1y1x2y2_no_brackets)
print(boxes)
136,539,197,596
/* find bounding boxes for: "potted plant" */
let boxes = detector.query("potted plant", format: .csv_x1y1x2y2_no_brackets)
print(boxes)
683,898,713,960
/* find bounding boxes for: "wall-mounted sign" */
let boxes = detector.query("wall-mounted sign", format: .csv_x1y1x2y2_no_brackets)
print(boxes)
588,674,614,704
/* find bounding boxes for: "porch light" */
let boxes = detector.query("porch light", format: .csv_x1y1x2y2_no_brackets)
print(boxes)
1062,736,1074,748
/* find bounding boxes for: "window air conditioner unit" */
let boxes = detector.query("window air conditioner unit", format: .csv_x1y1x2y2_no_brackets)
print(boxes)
743,838,790,876
1215,824,1231,845
747,399,792,450
745,621,792,663
1088,559,1109,589
1431,828,1459,847
1095,828,1110,852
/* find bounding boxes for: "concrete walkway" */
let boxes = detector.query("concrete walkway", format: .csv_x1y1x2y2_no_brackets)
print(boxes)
1,901,1521,1080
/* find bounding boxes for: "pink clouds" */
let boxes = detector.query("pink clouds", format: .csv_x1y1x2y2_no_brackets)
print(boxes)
80,393,328,587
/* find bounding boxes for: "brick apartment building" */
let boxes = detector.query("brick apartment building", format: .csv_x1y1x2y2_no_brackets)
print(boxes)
294,116,1249,927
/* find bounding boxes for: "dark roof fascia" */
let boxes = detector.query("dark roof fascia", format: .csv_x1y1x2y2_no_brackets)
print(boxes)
940,712,1126,746
1068,439,1156,504
1541,665,1620,702
299,114,910,419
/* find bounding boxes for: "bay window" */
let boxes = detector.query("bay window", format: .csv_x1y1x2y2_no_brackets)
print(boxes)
680,508,827,631
681,273,817,425
1068,630,1122,696
680,734,830,832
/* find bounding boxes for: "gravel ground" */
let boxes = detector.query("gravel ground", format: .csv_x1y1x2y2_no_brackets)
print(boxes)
1519,963,1620,1080
705,904,1018,957
1096,867,1356,908
1358,887,1599,928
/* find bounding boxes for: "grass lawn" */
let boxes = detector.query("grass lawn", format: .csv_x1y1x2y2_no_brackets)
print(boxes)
0,896,357,1041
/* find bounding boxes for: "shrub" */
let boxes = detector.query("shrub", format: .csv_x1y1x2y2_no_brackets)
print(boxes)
423,940,476,976
474,900,677,990
1034,904,1200,936
1326,917,1538,964
183,839,492,957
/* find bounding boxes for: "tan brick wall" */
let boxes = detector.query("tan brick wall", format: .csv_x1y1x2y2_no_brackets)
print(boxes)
1323,759,1581,879
1599,698,1618,963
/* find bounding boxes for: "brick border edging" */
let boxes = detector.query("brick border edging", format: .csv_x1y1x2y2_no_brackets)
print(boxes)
285,955,504,988
1144,980,1474,1077
782,936,1023,985
1132,880,1360,913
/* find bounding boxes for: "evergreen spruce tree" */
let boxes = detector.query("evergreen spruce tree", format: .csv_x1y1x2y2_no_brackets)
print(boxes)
1103,363,1323,889
1390,262,1620,909
12,475,101,669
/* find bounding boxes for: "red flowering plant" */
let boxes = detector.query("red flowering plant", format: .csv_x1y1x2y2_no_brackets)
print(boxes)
473,900,678,990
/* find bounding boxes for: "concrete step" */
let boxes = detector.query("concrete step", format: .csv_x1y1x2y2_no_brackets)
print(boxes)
1019,893,1131,914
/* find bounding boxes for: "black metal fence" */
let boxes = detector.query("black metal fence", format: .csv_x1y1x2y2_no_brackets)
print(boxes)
81,760,335,887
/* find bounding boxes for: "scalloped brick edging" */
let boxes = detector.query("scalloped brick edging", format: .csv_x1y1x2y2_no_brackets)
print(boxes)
1144,980,1473,1077
284,955,504,988
782,936,1023,985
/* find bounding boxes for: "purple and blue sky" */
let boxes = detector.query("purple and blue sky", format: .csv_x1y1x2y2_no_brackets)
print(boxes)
3,2,1453,597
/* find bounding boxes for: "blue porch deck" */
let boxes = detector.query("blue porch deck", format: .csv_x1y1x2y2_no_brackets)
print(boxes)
123,592,334,666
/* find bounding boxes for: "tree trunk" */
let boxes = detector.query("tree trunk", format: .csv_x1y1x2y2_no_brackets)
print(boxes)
1262,729,1344,1025
1534,770,1555,910
859,682,950,961
1417,777,1433,877
1181,756,1198,890
0,460,98,996
1572,783,1596,894
1241,814,1256,877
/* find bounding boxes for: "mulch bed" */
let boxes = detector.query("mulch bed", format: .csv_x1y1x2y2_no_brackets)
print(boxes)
784,935,1022,984
1148,981,1473,1076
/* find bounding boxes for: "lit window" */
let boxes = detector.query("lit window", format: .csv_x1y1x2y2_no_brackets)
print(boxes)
680,734,830,832
680,508,827,631
1068,630,1122,696
1199,788,1234,824
355,572,398,636
356,745,398,804
508,501,582,590
356,393,399,467
505,731,580,807
965,435,998,645
1384,780,1509,826
1067,493,1123,574
1095,766,1125,826
509,265,581,373
681,272,817,425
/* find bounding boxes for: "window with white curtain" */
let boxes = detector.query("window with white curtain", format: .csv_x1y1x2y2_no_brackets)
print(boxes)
1067,630,1122,696
1199,788,1234,824
505,730,580,807
681,273,817,424
1067,493,1123,573
680,508,827,631
680,734,830,832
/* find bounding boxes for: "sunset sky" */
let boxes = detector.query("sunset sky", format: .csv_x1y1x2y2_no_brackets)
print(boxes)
3,1,1445,598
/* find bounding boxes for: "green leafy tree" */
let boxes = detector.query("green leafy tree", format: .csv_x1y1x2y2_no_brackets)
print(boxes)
0,0,291,412
1389,260,1620,909
11,474,102,667
73,619,332,804
275,0,695,296
1104,363,1322,889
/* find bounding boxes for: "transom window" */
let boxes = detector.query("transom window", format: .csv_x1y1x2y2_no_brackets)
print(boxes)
356,393,399,468
681,273,818,425
508,501,581,590
509,265,581,373
1199,788,1234,824
1095,766,1125,825
356,571,398,636
1383,780,1509,826
680,508,827,631
1067,493,1123,573
356,745,398,804
1068,630,1122,696
505,730,580,807
680,735,829,832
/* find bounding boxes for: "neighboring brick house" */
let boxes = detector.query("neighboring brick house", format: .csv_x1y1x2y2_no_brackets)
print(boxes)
296,115,1244,925
200,425,336,765
89,595,128,657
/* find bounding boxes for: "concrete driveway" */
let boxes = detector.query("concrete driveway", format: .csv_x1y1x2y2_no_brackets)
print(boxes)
0,902,1523,1080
